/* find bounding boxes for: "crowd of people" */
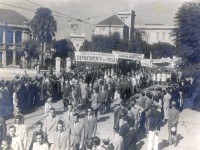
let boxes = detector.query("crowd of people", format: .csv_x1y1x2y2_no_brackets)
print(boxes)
0,65,195,150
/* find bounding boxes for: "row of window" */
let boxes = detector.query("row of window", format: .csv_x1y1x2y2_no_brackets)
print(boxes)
0,30,22,44
145,32,171,41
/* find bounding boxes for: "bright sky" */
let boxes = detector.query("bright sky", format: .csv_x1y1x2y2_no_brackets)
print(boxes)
0,0,194,39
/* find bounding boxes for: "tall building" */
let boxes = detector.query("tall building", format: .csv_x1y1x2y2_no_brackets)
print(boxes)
94,0,135,40
0,9,31,67
70,24,86,51
117,9,135,40
136,24,175,45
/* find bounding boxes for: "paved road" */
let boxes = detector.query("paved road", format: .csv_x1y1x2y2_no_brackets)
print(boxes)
6,99,200,150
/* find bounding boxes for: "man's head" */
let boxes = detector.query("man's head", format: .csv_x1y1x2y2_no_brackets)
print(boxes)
9,126,16,137
87,108,93,116
68,104,73,112
15,115,22,124
171,101,176,107
36,121,43,132
49,107,56,117
57,120,64,132
73,113,79,123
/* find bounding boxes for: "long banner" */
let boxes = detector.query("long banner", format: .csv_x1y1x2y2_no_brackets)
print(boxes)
75,51,118,64
112,51,144,61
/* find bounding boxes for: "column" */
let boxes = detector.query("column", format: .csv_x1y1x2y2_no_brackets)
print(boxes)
12,30,16,66
66,57,71,72
12,51,16,66
3,29,6,44
2,50,6,67
2,29,6,67
22,30,27,42
55,57,61,73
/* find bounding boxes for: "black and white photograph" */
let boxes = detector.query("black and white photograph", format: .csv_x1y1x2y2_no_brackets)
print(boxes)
0,0,199,149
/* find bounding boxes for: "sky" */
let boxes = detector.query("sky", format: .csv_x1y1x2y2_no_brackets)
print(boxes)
0,0,194,40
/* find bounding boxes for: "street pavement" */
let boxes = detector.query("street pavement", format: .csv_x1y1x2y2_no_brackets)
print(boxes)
5,99,200,150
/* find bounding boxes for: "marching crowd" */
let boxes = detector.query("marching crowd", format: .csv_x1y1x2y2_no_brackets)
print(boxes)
0,66,195,150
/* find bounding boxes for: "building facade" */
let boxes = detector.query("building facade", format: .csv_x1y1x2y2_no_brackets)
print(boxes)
94,15,130,40
0,9,31,67
70,24,86,51
135,24,175,45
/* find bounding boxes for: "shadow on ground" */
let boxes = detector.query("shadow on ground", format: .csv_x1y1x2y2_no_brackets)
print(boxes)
97,116,110,122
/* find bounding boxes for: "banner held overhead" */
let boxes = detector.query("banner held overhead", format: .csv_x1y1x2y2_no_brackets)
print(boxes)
112,51,144,61
75,51,118,64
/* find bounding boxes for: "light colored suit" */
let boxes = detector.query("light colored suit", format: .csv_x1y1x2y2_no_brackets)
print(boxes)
62,111,74,130
69,121,85,149
43,116,59,143
83,115,97,139
10,136,24,150
14,124,28,150
52,131,70,150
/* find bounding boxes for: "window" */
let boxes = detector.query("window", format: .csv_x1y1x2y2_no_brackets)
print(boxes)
0,30,3,43
6,30,13,43
100,27,105,34
15,31,22,44
157,33,159,40
121,17,125,21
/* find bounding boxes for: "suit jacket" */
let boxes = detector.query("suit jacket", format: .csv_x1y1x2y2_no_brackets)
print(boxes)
113,134,123,150
99,90,108,103
83,115,97,139
43,116,59,143
52,131,70,150
168,107,179,127
63,111,74,129
14,124,28,149
113,107,122,130
126,128,137,150
163,93,171,107
69,121,85,147
9,136,24,150
0,117,7,145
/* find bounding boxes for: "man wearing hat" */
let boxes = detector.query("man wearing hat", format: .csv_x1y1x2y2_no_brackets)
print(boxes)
168,101,179,147
101,138,114,150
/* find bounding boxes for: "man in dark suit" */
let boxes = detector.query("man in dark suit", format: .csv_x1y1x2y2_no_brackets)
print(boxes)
0,116,7,146
113,104,122,132
69,113,85,150
99,85,108,114
84,108,97,149
29,121,47,150
52,120,70,150
168,101,179,147
63,81,71,111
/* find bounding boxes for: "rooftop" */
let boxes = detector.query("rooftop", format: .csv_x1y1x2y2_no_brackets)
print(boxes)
0,9,29,26
96,15,125,26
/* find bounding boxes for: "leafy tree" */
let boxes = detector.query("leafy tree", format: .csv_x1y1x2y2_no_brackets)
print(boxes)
21,39,40,68
80,32,128,53
150,42,175,59
53,39,75,59
173,1,200,62
30,7,57,68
